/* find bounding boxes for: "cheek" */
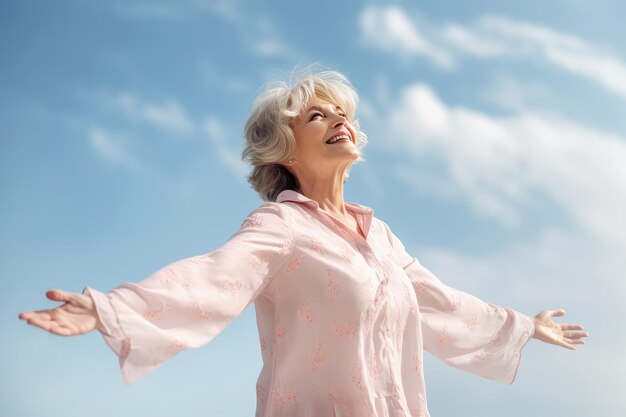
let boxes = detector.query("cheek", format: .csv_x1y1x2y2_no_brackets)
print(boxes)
348,124,359,144
293,128,319,154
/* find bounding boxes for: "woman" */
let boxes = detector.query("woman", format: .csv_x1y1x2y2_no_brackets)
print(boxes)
19,69,588,417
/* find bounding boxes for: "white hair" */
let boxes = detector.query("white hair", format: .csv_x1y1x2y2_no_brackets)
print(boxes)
241,66,368,201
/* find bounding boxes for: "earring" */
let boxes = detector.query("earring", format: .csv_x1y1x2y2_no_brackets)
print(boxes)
288,158,295,165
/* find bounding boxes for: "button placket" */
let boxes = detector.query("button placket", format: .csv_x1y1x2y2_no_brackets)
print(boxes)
315,208,386,283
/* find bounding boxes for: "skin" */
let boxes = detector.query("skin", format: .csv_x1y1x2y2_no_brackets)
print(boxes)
19,94,589,352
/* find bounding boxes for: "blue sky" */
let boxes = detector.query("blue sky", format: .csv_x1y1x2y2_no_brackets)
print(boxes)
2,0,625,416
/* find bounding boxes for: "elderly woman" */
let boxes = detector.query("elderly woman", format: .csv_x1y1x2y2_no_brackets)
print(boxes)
19,69,588,417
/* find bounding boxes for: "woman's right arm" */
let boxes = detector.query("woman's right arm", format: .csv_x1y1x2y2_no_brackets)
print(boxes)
19,202,294,384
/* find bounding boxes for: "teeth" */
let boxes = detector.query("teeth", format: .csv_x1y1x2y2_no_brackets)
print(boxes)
326,134,350,144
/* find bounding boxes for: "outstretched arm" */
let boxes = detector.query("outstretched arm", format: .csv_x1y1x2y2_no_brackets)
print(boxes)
381,220,588,385
19,202,294,385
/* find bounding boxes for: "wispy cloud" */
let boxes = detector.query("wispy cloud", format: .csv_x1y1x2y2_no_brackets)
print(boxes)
114,0,244,23
203,116,248,178
439,22,505,57
253,39,292,57
244,15,300,60
375,82,626,247
199,61,250,93
83,89,250,179
141,100,195,134
97,91,195,134
359,6,453,69
115,3,188,20
481,74,551,112
442,15,626,99
115,1,296,60
89,126,140,170
359,6,626,100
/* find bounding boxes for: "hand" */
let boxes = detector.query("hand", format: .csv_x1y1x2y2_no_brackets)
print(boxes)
19,289,102,337
532,309,589,350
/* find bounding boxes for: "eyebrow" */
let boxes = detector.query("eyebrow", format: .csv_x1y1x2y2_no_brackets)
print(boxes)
306,104,344,114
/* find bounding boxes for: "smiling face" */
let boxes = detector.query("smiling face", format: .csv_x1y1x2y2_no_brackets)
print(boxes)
286,95,360,184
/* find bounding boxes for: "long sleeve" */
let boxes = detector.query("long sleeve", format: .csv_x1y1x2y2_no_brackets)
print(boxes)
82,202,294,385
382,222,535,385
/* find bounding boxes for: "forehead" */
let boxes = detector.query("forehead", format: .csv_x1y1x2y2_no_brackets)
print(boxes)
303,95,343,112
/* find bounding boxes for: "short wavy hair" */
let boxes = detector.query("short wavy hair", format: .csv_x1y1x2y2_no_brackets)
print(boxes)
241,67,368,202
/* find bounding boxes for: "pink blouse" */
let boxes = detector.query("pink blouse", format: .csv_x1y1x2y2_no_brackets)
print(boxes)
83,189,535,417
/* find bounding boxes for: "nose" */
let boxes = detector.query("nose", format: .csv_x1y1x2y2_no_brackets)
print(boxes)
332,112,347,128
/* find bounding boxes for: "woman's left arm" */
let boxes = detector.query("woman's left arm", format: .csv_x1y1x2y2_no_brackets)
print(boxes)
381,221,588,385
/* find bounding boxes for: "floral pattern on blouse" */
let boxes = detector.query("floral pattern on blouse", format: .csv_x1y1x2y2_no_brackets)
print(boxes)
83,189,535,417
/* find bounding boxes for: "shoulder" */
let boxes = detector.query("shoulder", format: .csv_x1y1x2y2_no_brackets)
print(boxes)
248,201,286,216
371,216,393,238
240,201,292,230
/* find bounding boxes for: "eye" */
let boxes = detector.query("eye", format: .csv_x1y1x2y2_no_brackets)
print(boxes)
310,111,324,121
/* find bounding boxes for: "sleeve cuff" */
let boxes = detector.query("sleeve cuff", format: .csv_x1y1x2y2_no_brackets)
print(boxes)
502,310,535,385
82,286,123,339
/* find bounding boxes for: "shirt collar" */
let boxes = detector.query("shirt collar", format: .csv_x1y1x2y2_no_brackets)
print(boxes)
275,189,374,215
276,189,374,239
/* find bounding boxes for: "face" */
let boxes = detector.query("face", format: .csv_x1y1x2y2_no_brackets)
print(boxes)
286,95,360,182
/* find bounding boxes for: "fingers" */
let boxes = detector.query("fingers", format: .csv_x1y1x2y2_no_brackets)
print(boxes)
559,328,591,349
561,323,585,330
18,290,73,320
45,321,73,337
19,310,52,322
18,311,32,320
554,334,577,350
20,310,74,336
549,309,566,317
536,309,566,320
22,312,54,332
563,330,590,338
46,289,75,303
562,330,590,349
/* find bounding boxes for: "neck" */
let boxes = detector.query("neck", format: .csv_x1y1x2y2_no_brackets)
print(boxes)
296,173,348,216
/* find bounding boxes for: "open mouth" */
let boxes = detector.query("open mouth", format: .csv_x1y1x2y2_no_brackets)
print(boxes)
325,134,352,145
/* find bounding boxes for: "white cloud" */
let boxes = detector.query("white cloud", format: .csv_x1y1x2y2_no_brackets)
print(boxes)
203,116,248,178
253,40,292,57
359,6,454,69
247,16,299,60
413,226,624,305
85,90,249,180
115,1,296,61
142,101,195,134
380,82,626,247
115,3,187,20
481,74,551,111
115,0,243,23
192,0,244,24
442,15,626,99
360,6,626,99
89,126,140,170
199,61,250,93
99,92,195,135
440,23,505,57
